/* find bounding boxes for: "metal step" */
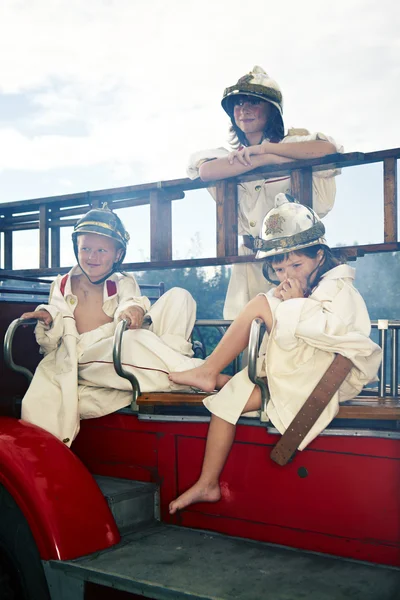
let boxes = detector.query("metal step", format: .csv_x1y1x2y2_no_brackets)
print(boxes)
45,523,400,600
94,475,158,534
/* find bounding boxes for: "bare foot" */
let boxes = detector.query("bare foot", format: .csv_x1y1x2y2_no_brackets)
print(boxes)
169,481,221,514
169,365,219,393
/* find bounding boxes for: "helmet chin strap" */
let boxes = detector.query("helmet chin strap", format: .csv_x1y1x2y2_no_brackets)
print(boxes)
77,258,118,285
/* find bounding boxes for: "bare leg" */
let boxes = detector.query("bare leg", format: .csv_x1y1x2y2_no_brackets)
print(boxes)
169,387,262,514
169,295,272,392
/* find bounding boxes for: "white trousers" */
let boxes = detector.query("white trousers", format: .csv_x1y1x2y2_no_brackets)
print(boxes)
22,288,203,442
223,246,273,320
77,288,203,418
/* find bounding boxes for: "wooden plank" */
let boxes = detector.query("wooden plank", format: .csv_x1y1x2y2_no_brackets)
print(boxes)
0,181,198,212
2,212,40,224
216,180,238,257
137,392,206,406
137,393,400,419
4,230,13,269
383,157,398,243
338,397,400,420
239,151,366,182
4,241,400,278
0,148,399,214
363,147,400,161
291,167,313,207
39,205,49,269
150,190,172,262
51,225,61,269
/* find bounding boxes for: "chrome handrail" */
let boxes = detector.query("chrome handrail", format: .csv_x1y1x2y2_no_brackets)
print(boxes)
112,319,141,410
4,318,37,382
247,318,269,415
372,320,399,398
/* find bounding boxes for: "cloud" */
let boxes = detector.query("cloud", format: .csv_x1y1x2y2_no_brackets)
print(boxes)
0,0,398,193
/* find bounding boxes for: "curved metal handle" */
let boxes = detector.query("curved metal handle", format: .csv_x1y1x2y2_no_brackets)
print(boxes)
248,318,269,414
113,319,141,410
4,318,37,382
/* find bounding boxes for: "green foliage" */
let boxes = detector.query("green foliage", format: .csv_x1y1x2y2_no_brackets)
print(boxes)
135,265,231,362
135,265,230,318
352,252,400,320
135,251,400,365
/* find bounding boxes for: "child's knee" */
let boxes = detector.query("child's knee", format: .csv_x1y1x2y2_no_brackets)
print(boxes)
165,287,195,309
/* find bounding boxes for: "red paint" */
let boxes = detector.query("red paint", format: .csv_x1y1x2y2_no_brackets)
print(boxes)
106,280,117,296
60,274,68,296
73,413,400,567
175,435,399,543
0,418,120,560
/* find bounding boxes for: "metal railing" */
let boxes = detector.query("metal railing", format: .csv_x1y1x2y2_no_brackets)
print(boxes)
0,147,398,275
4,316,399,413
374,320,399,397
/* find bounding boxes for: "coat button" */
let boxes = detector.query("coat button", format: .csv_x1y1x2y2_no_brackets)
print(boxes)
255,185,262,191
70,298,76,305
63,438,70,444
249,221,256,227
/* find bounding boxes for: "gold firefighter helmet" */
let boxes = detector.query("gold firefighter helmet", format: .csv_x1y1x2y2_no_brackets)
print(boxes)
254,193,327,259
221,66,284,132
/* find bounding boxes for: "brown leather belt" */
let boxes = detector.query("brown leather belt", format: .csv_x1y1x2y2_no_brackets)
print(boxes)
270,354,353,466
242,235,255,252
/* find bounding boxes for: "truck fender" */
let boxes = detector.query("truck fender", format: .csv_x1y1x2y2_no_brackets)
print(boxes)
0,417,120,560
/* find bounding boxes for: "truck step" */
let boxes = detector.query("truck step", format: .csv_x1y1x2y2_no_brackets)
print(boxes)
46,523,400,600
94,475,158,535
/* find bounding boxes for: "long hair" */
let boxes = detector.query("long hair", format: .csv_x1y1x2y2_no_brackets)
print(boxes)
262,245,341,295
228,104,284,149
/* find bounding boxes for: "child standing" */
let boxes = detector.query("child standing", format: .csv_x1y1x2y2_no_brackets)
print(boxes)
168,194,381,514
187,66,344,319
20,206,207,446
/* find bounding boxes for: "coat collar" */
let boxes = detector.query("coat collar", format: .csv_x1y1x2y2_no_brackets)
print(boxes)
321,264,355,281
61,265,119,301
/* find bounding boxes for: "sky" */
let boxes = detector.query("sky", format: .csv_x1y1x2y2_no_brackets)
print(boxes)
0,0,399,269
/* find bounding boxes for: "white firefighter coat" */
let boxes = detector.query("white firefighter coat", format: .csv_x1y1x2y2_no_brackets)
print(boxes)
21,267,202,446
187,130,344,319
203,264,382,450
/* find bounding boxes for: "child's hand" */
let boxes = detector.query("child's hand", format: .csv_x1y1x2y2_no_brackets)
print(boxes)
20,310,53,327
228,147,251,166
275,278,304,301
119,306,145,329
227,145,264,166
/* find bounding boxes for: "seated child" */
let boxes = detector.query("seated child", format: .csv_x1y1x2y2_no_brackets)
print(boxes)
20,205,209,446
168,193,382,514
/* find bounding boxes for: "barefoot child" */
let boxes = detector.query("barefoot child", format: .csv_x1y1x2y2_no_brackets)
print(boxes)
168,193,382,514
21,205,204,446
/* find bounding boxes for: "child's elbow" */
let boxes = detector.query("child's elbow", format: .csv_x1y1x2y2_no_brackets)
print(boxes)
199,162,214,182
319,142,338,156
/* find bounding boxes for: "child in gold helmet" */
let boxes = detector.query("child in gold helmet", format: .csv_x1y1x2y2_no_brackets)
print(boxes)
168,194,381,514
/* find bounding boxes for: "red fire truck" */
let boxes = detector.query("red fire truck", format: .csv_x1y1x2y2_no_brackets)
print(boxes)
0,150,399,599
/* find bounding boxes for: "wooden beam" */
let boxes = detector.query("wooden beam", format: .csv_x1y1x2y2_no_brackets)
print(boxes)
150,190,172,262
136,393,400,419
215,180,238,257
291,167,313,207
383,157,398,243
4,241,400,278
1,148,400,214
51,225,61,269
4,230,12,269
137,392,206,406
39,205,49,269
